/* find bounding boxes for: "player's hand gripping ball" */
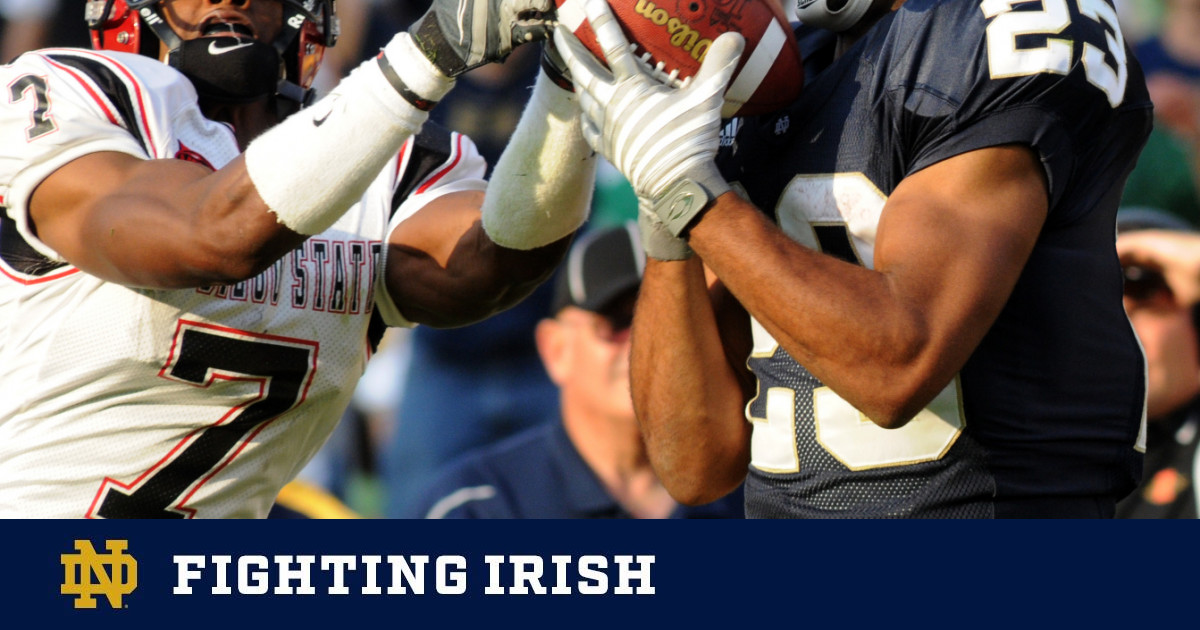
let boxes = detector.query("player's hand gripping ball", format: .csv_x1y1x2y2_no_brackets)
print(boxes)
554,0,803,117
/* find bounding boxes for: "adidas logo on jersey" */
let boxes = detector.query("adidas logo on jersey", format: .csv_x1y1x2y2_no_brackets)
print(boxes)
719,118,742,148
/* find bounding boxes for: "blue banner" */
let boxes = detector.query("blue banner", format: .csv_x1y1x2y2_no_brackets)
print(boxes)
4,520,1191,628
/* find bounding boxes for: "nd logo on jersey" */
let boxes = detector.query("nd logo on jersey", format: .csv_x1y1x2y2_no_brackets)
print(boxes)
60,540,138,609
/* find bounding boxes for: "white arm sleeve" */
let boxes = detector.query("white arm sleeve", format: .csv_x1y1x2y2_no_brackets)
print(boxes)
480,71,597,250
245,33,454,235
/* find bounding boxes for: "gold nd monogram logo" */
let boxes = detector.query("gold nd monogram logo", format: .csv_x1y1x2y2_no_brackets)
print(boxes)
60,539,138,609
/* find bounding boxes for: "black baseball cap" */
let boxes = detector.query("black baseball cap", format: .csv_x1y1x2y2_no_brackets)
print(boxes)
551,222,645,314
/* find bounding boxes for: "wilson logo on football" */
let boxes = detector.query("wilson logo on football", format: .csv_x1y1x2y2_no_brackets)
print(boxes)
633,0,713,62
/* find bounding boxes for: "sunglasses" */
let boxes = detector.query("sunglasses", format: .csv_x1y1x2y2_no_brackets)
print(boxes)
1123,265,1171,302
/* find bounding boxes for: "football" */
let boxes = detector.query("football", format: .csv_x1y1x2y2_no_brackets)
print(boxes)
554,0,803,117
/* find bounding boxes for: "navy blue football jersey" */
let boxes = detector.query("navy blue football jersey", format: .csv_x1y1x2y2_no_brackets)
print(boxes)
718,0,1152,518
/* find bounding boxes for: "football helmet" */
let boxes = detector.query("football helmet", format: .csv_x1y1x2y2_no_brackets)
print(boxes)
85,0,339,106
794,0,877,32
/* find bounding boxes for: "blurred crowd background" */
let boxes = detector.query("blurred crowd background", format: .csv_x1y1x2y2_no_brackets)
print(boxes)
2,0,1198,519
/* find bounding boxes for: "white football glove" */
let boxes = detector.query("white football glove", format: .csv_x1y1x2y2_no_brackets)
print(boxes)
552,0,742,243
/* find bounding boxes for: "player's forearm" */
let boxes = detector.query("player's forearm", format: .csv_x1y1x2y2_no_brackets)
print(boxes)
631,258,750,505
481,71,595,250
407,232,570,328
688,193,942,428
385,193,570,328
30,151,304,289
166,157,310,285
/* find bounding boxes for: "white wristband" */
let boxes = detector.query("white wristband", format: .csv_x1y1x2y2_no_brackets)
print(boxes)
245,34,453,235
378,32,456,108
481,71,596,250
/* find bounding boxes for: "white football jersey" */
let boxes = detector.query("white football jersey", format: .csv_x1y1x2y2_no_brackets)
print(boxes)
0,49,488,518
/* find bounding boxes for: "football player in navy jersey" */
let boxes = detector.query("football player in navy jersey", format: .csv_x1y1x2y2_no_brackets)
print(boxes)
0,0,597,517
554,0,1152,517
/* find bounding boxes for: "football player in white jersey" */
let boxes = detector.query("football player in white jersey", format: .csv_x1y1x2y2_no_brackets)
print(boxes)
0,0,597,517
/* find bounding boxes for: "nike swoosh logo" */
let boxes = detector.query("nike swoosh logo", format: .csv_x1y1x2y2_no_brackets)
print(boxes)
208,39,255,56
312,95,340,128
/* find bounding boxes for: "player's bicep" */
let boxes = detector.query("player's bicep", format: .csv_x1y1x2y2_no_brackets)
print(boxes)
386,189,485,269
30,151,207,260
381,189,489,325
876,144,1048,381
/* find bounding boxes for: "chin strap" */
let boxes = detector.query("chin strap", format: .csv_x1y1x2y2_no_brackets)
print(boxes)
266,2,313,105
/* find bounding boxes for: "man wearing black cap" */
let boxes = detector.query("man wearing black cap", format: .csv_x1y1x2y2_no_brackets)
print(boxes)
1116,208,1200,518
401,223,743,519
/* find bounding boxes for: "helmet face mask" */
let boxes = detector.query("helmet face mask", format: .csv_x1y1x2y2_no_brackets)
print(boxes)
85,0,339,105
